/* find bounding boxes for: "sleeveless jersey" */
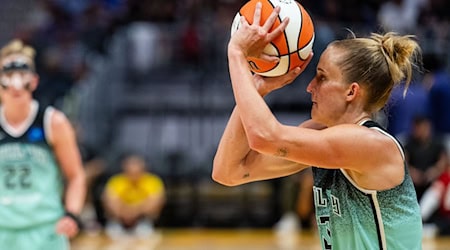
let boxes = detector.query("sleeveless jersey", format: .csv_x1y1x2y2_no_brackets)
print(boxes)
0,102,64,229
312,120,422,250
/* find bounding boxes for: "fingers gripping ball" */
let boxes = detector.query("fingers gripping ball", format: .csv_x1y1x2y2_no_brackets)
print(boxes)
231,0,314,77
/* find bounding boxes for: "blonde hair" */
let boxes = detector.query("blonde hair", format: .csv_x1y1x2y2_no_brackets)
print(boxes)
330,32,421,112
0,39,36,70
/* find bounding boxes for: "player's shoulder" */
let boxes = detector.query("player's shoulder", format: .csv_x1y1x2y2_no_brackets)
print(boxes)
45,107,76,139
46,107,68,125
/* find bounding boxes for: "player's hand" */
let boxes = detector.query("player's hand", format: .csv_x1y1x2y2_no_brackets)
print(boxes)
228,2,288,61
55,216,80,238
254,53,313,96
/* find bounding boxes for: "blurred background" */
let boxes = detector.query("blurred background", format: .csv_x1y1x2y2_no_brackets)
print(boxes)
1,0,449,235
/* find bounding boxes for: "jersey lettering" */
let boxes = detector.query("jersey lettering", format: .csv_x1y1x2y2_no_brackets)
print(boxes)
331,195,341,216
314,186,327,207
318,215,332,249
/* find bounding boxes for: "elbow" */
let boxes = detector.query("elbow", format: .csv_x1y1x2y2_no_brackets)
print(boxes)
211,157,244,187
211,161,238,187
246,125,277,154
211,172,236,187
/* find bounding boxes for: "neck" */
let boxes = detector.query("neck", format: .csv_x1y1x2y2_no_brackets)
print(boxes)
327,112,371,127
354,114,372,125
2,100,33,126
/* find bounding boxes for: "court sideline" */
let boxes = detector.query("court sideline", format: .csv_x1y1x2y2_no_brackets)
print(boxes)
71,229,450,250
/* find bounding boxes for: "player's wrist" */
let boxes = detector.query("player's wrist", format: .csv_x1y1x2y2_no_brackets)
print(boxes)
64,211,83,230
228,44,246,58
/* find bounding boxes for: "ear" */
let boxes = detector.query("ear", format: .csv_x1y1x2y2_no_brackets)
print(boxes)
28,74,39,91
345,82,360,101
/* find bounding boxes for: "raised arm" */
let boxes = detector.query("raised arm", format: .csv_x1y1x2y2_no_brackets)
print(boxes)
213,4,316,186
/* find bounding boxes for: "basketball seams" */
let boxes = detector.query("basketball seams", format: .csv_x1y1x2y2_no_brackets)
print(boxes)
297,2,303,54
267,0,291,56
298,34,314,60
271,0,302,54
264,55,289,76
266,0,284,57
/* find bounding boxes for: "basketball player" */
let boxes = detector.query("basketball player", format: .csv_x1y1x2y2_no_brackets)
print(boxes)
0,39,86,249
213,4,422,249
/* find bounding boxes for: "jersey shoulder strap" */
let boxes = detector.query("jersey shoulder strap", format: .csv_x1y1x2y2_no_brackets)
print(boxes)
362,120,405,160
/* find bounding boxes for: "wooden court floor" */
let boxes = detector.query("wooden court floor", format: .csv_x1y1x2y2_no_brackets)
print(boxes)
71,228,450,250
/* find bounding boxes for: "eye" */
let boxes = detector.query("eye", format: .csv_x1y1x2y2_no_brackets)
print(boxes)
316,74,326,82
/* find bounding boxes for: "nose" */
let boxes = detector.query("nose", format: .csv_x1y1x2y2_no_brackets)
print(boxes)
10,73,23,90
306,78,315,94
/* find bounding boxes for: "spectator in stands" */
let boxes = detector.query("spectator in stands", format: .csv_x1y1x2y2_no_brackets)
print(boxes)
274,169,315,234
102,153,165,238
422,53,450,136
420,151,450,236
377,0,427,34
405,115,447,200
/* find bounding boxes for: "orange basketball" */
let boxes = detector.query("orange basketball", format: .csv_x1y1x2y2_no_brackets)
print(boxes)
231,0,314,77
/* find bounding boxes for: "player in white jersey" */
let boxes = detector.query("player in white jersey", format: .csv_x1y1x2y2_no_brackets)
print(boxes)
0,39,86,249
213,4,423,249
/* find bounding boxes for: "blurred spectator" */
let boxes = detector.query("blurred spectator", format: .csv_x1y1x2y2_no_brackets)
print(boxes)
180,16,201,66
103,153,166,238
125,22,165,80
422,53,450,136
377,0,427,34
420,151,450,236
274,169,315,234
405,115,447,200
296,169,315,230
418,0,450,23
273,174,301,234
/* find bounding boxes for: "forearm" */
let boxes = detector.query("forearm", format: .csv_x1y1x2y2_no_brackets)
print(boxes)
64,172,86,215
228,46,280,155
228,48,278,140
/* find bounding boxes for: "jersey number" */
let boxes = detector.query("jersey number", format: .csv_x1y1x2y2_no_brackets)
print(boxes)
3,165,32,189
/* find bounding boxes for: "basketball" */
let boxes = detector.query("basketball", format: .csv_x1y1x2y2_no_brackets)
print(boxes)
231,0,314,77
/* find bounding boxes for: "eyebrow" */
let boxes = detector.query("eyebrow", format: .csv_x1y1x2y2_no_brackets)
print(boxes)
316,67,326,74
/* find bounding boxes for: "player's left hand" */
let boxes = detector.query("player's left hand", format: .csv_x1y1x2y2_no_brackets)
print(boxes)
228,2,289,61
55,216,80,238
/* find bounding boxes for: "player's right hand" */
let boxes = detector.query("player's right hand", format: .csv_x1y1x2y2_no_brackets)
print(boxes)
253,53,313,96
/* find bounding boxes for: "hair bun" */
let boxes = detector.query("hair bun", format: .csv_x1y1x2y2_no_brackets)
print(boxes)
372,32,420,85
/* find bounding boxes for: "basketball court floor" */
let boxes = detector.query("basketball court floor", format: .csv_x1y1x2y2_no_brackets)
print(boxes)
71,229,450,250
